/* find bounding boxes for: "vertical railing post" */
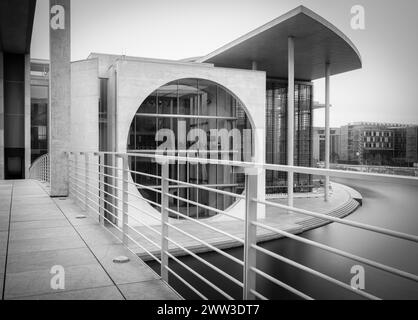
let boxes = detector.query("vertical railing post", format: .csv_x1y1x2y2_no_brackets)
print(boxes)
324,62,331,202
160,160,169,282
121,155,129,245
98,153,105,225
47,154,50,183
43,158,46,181
67,153,71,199
243,168,258,300
84,152,89,212
74,152,79,205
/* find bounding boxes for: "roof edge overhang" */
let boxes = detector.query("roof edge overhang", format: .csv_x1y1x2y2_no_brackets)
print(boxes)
197,6,362,81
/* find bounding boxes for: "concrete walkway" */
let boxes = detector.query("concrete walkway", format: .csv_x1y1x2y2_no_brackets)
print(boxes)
0,180,180,300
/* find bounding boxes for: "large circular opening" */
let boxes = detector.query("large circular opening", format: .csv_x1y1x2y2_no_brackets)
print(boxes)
127,78,253,219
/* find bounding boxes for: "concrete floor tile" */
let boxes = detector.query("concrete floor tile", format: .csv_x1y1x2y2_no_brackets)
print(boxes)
119,280,180,300
0,273,3,296
74,225,122,246
0,216,10,231
4,263,113,299
0,255,5,274
10,219,71,231
0,232,8,256
9,226,78,241
7,247,97,274
8,236,86,255
67,216,100,226
90,244,158,285
11,212,65,222
14,285,124,300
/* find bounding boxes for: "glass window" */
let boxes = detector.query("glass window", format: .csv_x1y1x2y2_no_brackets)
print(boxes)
127,79,251,219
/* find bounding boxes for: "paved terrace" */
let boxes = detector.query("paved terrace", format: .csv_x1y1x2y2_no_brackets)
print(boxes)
0,180,180,300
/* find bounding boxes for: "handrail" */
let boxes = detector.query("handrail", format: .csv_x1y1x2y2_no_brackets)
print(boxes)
65,150,418,300
29,153,50,183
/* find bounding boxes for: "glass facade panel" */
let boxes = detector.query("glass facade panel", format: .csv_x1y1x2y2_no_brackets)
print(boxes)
30,84,49,163
266,80,313,193
127,79,251,219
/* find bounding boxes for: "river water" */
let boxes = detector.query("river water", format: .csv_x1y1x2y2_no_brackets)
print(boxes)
149,178,418,300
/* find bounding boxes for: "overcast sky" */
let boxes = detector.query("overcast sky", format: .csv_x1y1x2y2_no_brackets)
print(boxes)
31,0,418,127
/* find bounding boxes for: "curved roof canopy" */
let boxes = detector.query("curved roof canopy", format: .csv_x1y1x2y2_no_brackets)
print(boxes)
197,6,362,81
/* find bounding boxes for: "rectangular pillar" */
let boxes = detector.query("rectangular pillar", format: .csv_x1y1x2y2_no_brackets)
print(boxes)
287,37,294,207
324,63,330,201
49,0,71,196
24,54,31,178
0,51,4,180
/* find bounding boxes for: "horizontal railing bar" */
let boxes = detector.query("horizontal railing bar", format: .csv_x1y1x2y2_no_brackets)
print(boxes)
125,201,162,223
123,213,162,236
85,199,120,227
257,199,418,243
70,172,122,192
76,186,121,221
124,222,161,249
98,171,124,181
165,177,245,199
164,250,234,300
125,179,163,194
165,221,244,266
164,234,243,288
166,207,245,244
252,221,418,282
96,162,123,171
85,204,164,281
125,168,162,180
250,289,267,300
165,192,245,222
84,151,418,186
143,183,241,190
69,179,122,218
164,265,207,300
67,184,165,281
164,223,244,285
252,244,380,300
251,267,313,300
125,189,162,208
135,113,238,120
123,231,162,264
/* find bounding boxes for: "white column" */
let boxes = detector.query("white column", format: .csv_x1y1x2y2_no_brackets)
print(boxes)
287,37,294,207
324,63,331,201
251,61,258,71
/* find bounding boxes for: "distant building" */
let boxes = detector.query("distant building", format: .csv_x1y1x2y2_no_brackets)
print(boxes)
312,127,341,164
338,122,416,166
406,126,418,166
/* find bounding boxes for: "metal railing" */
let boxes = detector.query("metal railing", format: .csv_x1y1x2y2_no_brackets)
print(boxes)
66,150,418,300
29,153,50,183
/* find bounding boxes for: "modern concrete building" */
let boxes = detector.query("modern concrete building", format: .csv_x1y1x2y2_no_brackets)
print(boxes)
393,125,418,166
1,4,363,221
338,122,416,166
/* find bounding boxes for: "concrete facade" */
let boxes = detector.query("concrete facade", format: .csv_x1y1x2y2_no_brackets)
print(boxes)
70,59,99,152
49,0,71,196
115,58,266,225
72,55,267,225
